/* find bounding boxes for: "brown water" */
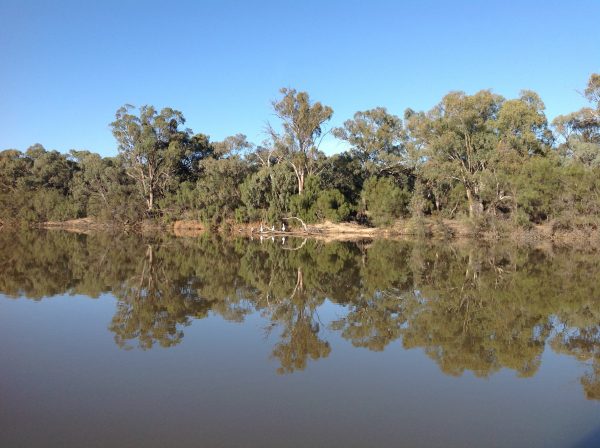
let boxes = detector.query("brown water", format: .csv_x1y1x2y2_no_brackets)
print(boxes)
0,230,599,447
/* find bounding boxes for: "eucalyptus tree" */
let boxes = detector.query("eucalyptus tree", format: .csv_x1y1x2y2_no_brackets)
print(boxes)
270,88,333,194
0,149,32,223
211,133,253,158
553,73,600,167
496,90,552,156
110,104,195,213
193,135,254,223
70,151,115,208
333,107,411,179
480,91,554,218
318,152,363,204
0,145,80,222
68,150,142,221
0,149,31,192
26,144,74,194
584,73,600,109
407,89,557,219
406,90,505,218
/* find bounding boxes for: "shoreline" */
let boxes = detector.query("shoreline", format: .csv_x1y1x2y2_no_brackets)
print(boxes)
22,217,600,248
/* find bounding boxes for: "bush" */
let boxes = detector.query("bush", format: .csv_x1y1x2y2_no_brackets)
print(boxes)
240,165,297,222
513,209,533,229
514,157,562,223
314,189,352,223
361,177,410,227
289,176,320,223
30,190,80,222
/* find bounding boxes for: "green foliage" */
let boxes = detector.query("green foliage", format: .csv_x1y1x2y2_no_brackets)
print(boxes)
332,107,410,179
159,180,196,217
27,145,75,193
240,170,271,211
192,157,250,225
314,189,352,222
270,88,333,194
288,176,321,222
318,152,363,204
496,90,552,156
0,145,80,223
287,177,352,223
239,163,297,223
512,156,563,223
110,104,200,213
361,177,410,226
406,90,504,218
2,76,600,230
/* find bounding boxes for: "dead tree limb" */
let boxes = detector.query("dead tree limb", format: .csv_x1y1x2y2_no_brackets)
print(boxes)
282,216,309,232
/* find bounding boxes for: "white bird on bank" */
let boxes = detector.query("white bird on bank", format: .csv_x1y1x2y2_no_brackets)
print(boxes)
259,224,264,233
282,223,286,232
271,225,275,232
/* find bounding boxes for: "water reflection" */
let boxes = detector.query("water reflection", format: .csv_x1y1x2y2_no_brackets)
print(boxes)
1,230,599,399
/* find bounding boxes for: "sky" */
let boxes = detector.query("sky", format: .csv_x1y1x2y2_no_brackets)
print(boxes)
1,0,599,157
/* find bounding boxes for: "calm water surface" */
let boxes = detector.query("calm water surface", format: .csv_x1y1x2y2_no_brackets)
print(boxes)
0,230,599,447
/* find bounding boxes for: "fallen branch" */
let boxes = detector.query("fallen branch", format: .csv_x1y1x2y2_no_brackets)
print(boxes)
282,216,309,232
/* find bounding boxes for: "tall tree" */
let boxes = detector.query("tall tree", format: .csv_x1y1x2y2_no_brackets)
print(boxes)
110,105,192,213
496,90,552,156
0,149,32,192
406,90,504,218
333,107,410,178
553,73,600,167
270,88,333,194
584,73,600,110
26,144,74,194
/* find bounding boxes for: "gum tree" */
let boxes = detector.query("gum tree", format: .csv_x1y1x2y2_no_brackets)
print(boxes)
110,105,192,213
270,88,333,194
406,90,504,218
333,107,410,179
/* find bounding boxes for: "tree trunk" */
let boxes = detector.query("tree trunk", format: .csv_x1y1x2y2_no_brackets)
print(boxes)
466,187,483,218
147,190,154,212
298,170,305,195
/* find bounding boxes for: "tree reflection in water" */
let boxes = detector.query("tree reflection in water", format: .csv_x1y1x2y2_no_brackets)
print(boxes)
1,230,599,397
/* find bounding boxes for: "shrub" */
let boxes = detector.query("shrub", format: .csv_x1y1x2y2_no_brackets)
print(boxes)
361,177,410,226
289,176,320,223
314,189,352,223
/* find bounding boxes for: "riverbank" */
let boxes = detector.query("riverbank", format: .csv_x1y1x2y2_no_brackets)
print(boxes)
30,216,600,248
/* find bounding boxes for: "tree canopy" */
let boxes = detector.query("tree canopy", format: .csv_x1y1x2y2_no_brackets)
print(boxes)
2,74,600,230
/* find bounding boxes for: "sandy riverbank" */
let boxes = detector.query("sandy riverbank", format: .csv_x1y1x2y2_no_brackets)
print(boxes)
33,217,600,247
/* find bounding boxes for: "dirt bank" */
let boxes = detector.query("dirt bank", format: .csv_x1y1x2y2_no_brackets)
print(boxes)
172,220,205,237
34,217,600,248
41,218,113,233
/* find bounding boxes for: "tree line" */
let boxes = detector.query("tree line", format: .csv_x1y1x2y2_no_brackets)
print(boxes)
1,74,599,229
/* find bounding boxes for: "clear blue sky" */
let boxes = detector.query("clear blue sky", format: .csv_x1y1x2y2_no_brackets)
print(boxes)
1,0,599,157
